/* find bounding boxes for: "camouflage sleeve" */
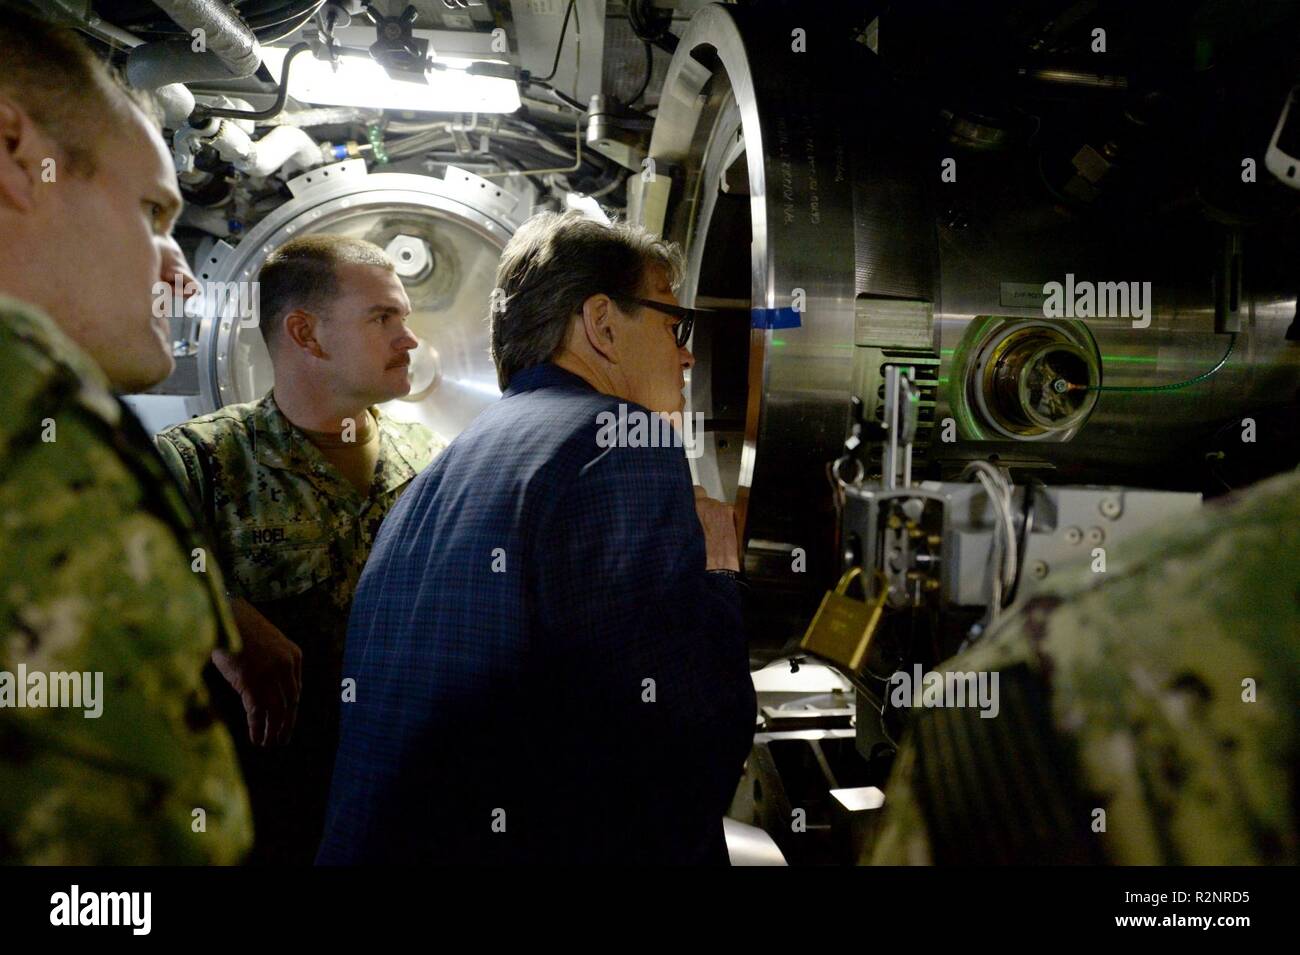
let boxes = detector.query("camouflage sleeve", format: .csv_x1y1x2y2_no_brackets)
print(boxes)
402,419,446,469
0,411,252,864
868,468,1300,866
155,428,208,520
865,740,933,864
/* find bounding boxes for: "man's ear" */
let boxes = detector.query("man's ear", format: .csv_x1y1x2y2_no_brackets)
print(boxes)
0,94,48,214
579,293,620,364
284,309,325,358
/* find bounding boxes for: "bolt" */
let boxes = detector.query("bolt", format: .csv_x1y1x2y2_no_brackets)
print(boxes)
1064,526,1083,545
1100,497,1122,520
1086,527,1105,545
1030,560,1049,579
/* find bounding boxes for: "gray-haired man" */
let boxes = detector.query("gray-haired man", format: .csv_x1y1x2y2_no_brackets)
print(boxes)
320,211,756,864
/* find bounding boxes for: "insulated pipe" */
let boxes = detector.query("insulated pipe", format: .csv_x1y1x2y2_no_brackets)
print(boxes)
127,38,256,89
233,124,321,177
149,0,262,78
190,121,321,177
153,82,196,128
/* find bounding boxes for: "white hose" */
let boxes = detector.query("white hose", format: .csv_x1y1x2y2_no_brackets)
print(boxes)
960,460,1019,647
176,121,322,178
231,125,322,177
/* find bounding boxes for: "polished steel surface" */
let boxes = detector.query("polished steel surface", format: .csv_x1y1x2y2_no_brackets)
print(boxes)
641,4,1300,585
197,161,526,443
637,5,859,584
722,817,788,866
927,175,1300,481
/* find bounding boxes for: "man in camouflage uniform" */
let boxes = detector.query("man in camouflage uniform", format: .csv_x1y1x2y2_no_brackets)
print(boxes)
157,235,442,864
0,8,250,863
870,466,1300,865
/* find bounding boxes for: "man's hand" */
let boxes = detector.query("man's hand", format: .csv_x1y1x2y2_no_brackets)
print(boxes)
211,597,303,747
694,486,741,572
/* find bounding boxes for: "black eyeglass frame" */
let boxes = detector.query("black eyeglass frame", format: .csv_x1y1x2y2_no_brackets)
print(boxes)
616,296,717,348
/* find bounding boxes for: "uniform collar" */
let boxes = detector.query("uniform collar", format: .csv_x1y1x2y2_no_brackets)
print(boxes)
373,413,420,494
502,362,599,398
251,393,417,498
251,392,315,472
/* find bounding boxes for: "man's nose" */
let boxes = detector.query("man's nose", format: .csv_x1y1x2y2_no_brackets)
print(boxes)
160,252,200,299
395,323,419,350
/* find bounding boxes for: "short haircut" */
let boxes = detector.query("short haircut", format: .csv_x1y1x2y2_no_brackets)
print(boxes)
256,234,397,351
489,211,685,390
0,2,161,178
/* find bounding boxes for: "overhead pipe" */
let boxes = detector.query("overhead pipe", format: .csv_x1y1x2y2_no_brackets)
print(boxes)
127,1,265,123
148,0,263,78
127,37,260,90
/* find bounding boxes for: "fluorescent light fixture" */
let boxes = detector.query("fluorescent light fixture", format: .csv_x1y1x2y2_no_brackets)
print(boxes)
261,47,521,113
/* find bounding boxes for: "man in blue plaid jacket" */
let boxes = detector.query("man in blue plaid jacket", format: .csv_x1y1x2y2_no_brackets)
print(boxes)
317,212,756,864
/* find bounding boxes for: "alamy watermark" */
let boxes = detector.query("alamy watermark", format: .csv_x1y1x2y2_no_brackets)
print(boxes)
887,664,1000,719
50,885,150,935
1042,273,1152,328
0,666,103,718
152,276,261,326
596,403,706,459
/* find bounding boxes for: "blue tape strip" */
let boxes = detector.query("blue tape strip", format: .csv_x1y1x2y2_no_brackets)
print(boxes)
751,306,802,330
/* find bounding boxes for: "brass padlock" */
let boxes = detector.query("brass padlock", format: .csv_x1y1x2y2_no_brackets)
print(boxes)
799,566,888,674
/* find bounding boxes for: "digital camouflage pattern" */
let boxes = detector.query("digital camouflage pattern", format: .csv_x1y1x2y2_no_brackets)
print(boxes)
870,466,1300,865
0,295,251,865
155,394,441,862
156,395,441,615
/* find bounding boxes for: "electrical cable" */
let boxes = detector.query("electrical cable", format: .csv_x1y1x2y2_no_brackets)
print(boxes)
529,80,587,112
254,1,325,42
526,0,586,112
477,116,584,178
534,0,577,83
630,40,653,105
389,131,594,171
192,42,310,121
628,0,677,53
959,460,1018,649
967,460,1017,597
1001,478,1042,607
1087,333,1237,394
382,115,615,189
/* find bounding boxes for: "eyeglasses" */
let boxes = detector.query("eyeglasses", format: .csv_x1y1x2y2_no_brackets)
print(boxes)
618,296,716,348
